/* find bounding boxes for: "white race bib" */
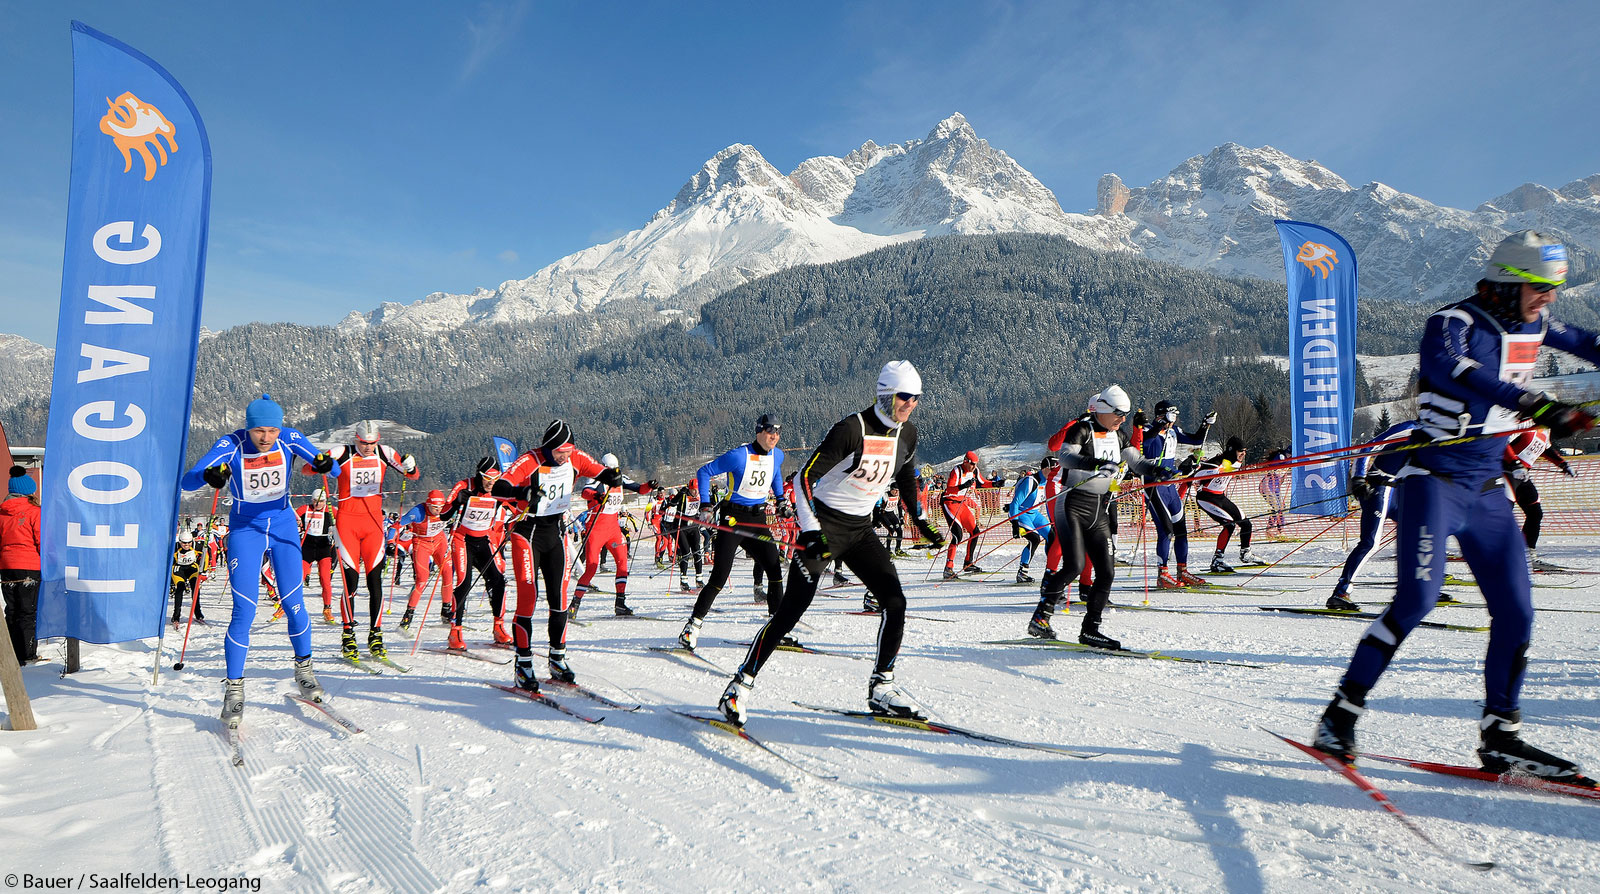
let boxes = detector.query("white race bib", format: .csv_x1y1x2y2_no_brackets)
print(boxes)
304,511,327,537
241,452,288,503
348,456,383,498
737,454,776,502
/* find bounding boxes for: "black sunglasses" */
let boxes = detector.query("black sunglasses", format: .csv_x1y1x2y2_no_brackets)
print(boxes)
758,425,781,434
896,392,920,402
1532,282,1558,293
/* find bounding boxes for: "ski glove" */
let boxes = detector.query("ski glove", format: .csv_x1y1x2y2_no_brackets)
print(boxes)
596,467,623,487
1204,411,1218,425
308,452,335,474
202,464,231,489
400,454,418,474
1348,474,1373,503
1093,459,1121,478
1141,463,1178,482
798,530,830,562
1178,455,1199,475
640,479,657,494
988,473,1006,488
914,517,945,550
1130,410,1147,429
1519,392,1598,440
1564,465,1579,478
1011,522,1023,538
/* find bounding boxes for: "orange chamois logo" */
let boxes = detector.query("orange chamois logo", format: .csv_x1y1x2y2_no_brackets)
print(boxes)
1296,241,1340,279
99,92,177,181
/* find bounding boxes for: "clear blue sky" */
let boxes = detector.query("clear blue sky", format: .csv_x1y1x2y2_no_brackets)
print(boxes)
3,1,1597,345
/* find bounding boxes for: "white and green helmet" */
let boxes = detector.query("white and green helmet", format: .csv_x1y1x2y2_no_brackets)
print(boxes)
1487,229,1569,287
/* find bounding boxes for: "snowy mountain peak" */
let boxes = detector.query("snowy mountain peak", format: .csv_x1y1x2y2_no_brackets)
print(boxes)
662,143,812,218
928,111,975,141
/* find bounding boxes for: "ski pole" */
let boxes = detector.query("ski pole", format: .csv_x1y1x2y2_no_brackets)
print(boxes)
1307,529,1399,581
1241,512,1351,586
170,489,222,674
410,572,441,657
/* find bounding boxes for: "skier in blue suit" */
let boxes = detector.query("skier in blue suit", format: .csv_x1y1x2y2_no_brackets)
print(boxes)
1325,419,1418,612
1006,457,1056,584
182,394,340,729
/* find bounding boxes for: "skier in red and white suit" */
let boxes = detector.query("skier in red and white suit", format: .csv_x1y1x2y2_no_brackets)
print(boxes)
1503,427,1577,570
394,490,453,632
942,451,1004,578
492,420,625,692
321,420,420,660
572,452,655,618
442,457,513,649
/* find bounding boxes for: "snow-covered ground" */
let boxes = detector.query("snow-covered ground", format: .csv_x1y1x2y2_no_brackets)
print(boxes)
6,534,1599,892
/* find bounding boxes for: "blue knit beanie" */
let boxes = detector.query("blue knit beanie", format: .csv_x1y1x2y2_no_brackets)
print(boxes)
245,394,284,430
8,466,36,496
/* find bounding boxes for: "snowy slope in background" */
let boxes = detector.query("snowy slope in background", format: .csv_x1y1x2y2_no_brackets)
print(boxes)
8,535,1599,891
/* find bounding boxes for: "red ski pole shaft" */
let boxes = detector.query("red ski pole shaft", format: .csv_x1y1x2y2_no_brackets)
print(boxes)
1241,512,1351,586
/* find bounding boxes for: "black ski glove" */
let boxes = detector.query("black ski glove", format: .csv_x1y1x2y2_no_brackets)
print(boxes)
308,452,335,474
798,529,830,562
915,517,945,550
597,467,622,487
202,464,231,489
1519,392,1598,440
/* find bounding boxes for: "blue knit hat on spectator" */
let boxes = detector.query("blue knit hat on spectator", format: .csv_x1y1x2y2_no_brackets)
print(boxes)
245,394,284,430
8,466,35,496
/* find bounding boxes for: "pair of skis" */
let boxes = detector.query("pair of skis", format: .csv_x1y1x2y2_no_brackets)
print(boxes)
221,692,365,768
985,638,1271,669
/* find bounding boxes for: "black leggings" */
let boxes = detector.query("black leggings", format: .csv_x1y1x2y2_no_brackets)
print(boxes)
1512,477,1543,549
341,564,386,631
739,514,906,677
1196,490,1252,552
2,570,39,662
693,505,783,619
1037,492,1115,629
452,535,506,623
676,527,703,576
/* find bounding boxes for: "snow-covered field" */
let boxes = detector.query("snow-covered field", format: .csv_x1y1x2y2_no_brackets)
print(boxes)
5,534,1599,893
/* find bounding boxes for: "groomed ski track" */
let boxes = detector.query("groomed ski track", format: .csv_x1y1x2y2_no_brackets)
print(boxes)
6,535,1600,892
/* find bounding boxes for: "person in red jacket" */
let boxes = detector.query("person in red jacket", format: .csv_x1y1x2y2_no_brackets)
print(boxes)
394,490,454,632
942,451,1004,578
572,453,654,618
443,458,514,648
1503,427,1578,571
322,420,420,660
0,467,42,662
491,420,621,691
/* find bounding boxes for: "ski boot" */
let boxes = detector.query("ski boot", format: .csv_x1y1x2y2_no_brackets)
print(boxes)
293,656,328,703
719,672,754,727
221,678,245,730
492,618,513,645
1027,610,1056,640
862,594,881,613
680,579,695,593
1077,624,1121,652
1435,592,1462,606
753,583,767,604
1312,689,1365,764
441,602,455,625
547,650,576,684
513,656,540,693
1527,549,1565,574
778,634,804,649
1113,549,1135,566
569,591,584,618
340,630,359,661
614,599,635,617
678,618,702,651
1176,564,1209,588
1326,592,1360,612
962,563,985,575
399,607,415,631
867,671,928,720
1478,710,1583,779
367,628,387,659
447,625,467,650
834,570,854,587
1238,548,1267,566
1208,554,1235,575
323,607,337,625
1157,568,1186,589
1015,567,1034,584
942,567,961,581
193,605,206,622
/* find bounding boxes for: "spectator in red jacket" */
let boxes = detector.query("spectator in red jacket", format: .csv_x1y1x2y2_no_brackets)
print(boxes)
0,467,42,663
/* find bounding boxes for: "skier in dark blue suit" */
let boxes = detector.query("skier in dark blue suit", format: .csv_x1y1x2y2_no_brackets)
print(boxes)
1142,399,1213,587
1315,231,1600,782
1325,419,1418,611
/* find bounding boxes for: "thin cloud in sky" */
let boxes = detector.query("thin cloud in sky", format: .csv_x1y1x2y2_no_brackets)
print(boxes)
460,0,533,84
497,250,519,263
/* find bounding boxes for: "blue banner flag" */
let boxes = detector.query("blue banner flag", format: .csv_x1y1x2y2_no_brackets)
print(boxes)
37,22,212,643
492,437,518,472
1275,220,1357,517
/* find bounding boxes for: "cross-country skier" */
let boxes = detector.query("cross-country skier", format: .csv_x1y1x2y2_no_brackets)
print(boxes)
1006,457,1056,584
941,451,1003,578
296,489,337,624
1327,420,1417,611
394,490,453,632
1029,386,1173,648
1142,399,1214,587
1314,230,1600,782
1194,437,1266,573
444,457,513,649
874,486,905,555
677,415,786,651
182,395,340,728
1503,426,1577,572
573,452,654,618
323,420,420,661
718,362,945,726
665,483,706,590
169,530,204,624
493,421,622,691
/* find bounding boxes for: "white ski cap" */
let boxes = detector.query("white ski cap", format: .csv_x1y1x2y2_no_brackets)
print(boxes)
601,452,620,470
876,360,923,397
1089,385,1131,415
355,420,381,443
